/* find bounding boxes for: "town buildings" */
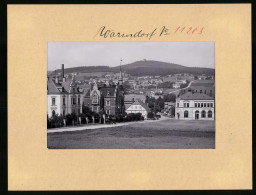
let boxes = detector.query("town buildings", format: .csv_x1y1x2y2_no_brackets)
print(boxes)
83,66,125,116
124,94,146,110
47,64,83,118
175,92,215,120
126,99,150,119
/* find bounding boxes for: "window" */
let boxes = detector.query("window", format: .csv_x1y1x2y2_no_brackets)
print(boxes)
73,88,76,93
204,103,206,107
63,110,65,116
208,110,212,118
207,103,210,107
72,98,76,105
106,109,110,115
52,98,56,105
135,106,137,109
106,100,110,106
187,103,189,108
92,94,98,104
211,103,213,107
63,97,65,105
184,110,189,118
77,109,80,114
201,110,206,118
200,90,202,93
177,103,179,107
52,110,55,116
78,98,80,105
107,91,110,97
201,103,203,107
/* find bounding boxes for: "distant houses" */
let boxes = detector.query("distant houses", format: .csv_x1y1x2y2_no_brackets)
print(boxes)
47,63,215,122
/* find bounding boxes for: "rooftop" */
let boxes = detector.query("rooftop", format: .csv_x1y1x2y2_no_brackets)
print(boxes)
178,92,214,100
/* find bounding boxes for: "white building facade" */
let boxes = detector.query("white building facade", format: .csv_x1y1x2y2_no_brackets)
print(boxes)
175,92,215,120
47,65,83,118
126,100,150,119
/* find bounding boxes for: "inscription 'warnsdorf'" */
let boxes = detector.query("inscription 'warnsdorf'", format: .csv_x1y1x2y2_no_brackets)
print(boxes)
95,26,205,40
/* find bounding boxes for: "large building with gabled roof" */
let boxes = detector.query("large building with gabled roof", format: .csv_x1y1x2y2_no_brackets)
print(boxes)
175,92,215,120
83,61,125,116
47,64,83,118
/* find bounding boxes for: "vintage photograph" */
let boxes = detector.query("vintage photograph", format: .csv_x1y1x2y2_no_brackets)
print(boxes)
47,42,215,149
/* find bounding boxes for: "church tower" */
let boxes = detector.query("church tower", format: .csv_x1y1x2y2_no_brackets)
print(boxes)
118,58,123,85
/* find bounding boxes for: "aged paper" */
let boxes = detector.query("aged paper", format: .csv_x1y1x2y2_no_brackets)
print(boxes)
8,4,251,190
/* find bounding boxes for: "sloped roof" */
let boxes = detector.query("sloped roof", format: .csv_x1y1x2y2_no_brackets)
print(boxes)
179,92,214,100
124,94,146,102
47,78,82,95
130,99,150,111
84,90,91,97
99,86,116,97
47,79,61,94
61,80,72,93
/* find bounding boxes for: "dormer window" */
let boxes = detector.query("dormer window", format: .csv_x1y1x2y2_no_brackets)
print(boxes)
107,91,110,97
73,88,76,93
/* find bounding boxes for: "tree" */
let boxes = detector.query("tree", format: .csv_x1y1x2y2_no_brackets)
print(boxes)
82,103,92,116
170,107,175,117
50,114,63,128
65,114,73,126
145,95,150,104
163,94,176,102
147,112,154,119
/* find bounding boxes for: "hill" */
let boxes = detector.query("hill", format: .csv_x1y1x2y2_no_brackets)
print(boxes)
49,60,214,77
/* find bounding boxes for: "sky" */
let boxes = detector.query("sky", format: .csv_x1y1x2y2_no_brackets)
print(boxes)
48,42,215,71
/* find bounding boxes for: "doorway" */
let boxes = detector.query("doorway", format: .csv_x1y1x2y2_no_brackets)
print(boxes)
195,111,199,120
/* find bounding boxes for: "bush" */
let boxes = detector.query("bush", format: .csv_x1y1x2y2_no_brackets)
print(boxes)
147,112,154,119
79,113,87,124
65,114,73,126
49,114,63,128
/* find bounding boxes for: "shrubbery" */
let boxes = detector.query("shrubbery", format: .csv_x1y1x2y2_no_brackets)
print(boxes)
47,110,145,129
147,112,154,119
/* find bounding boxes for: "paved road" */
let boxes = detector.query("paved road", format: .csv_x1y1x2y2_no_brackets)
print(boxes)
47,115,170,134
168,80,194,94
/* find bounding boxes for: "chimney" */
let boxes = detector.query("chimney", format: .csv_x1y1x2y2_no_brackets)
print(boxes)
62,64,66,82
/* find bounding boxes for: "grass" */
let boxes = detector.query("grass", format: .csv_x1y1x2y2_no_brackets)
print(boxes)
47,119,215,149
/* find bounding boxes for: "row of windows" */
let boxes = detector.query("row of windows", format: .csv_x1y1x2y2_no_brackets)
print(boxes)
184,110,212,118
53,108,81,117
51,97,81,106
131,106,142,110
195,103,213,108
194,89,213,94
177,102,214,108
70,98,80,105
